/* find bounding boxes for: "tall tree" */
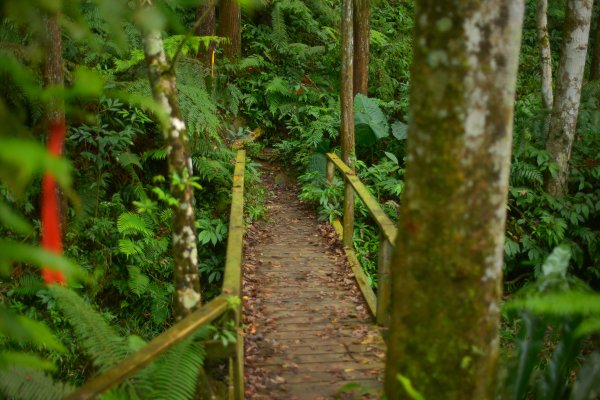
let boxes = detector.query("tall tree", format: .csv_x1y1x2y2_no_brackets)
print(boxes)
217,0,241,60
41,11,67,285
195,2,216,68
544,0,594,196
384,1,524,399
537,0,554,114
139,5,202,320
353,0,370,96
340,0,354,247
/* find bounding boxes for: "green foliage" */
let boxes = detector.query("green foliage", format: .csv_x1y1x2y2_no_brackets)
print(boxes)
500,247,600,400
50,286,130,373
0,367,74,400
354,94,389,147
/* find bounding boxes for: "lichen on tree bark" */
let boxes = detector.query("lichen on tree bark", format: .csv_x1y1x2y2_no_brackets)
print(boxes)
141,26,202,320
544,0,594,196
384,1,524,399
340,0,355,247
536,0,553,113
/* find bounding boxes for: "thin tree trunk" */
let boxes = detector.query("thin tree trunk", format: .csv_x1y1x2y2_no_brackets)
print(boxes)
341,0,354,247
217,0,241,60
141,26,202,319
544,0,594,197
41,12,67,285
590,10,600,80
384,1,524,399
353,0,369,96
195,3,216,68
537,0,554,112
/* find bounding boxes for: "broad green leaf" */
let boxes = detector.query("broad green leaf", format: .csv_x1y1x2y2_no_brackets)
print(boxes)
391,120,408,140
575,317,600,337
0,239,89,284
0,352,56,371
570,352,600,400
508,292,600,315
504,313,546,400
0,138,72,196
396,374,425,400
354,94,389,147
538,318,582,400
0,305,65,353
0,201,33,235
384,152,398,165
542,245,571,278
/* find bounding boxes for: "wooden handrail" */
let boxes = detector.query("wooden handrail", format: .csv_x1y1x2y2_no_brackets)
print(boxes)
326,152,395,326
65,296,230,400
222,150,246,297
326,153,397,246
66,150,247,399
222,149,246,399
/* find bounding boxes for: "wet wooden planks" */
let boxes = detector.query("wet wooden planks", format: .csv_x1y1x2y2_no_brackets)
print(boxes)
243,165,385,399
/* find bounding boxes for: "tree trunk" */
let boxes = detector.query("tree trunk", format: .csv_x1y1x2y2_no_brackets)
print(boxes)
217,0,241,60
589,9,600,80
194,2,216,68
384,1,524,399
141,28,202,320
341,0,355,247
353,0,369,96
195,3,216,68
537,0,554,112
41,12,67,285
544,0,594,197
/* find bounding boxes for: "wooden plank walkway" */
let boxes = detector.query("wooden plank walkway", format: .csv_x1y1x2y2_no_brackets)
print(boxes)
243,162,385,399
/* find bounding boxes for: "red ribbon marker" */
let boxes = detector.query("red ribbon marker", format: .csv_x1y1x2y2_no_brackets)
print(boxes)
41,120,66,285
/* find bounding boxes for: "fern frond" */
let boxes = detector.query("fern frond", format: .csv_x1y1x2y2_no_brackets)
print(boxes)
127,266,150,296
0,367,73,400
117,212,152,238
119,239,144,257
511,161,543,186
148,337,206,400
11,274,44,297
50,287,130,373
238,55,266,70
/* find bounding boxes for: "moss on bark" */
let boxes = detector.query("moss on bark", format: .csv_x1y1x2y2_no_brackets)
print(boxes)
384,2,524,398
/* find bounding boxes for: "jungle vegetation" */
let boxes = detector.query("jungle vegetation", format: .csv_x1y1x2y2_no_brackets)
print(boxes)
0,0,599,399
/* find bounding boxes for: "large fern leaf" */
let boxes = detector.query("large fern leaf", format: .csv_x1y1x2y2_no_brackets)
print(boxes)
50,287,130,373
117,212,152,238
148,338,206,400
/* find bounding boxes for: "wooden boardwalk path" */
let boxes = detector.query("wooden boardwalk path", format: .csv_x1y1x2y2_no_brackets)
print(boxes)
243,163,385,399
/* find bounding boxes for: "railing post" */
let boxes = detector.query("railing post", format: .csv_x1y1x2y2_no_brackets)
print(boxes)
343,182,354,247
376,233,392,326
326,158,335,183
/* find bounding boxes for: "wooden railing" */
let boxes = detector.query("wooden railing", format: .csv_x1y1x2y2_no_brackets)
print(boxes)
326,153,396,326
66,150,247,400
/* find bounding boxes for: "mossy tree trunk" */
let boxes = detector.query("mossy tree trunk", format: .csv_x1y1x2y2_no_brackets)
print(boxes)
140,19,202,320
195,2,216,68
536,0,554,114
353,0,369,96
544,0,594,197
217,0,241,60
384,1,524,399
341,0,355,247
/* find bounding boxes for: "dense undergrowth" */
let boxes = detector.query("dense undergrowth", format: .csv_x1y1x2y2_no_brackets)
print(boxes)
0,0,599,398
